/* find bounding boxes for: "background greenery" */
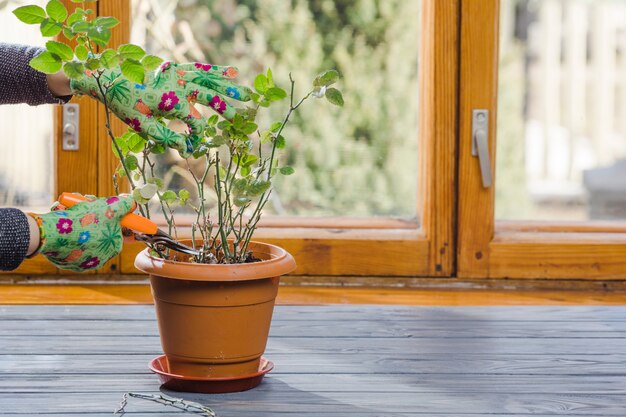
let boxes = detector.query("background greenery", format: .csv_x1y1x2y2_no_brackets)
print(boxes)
132,0,420,218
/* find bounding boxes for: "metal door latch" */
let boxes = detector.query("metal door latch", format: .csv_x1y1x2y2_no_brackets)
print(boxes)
471,109,492,188
62,103,79,151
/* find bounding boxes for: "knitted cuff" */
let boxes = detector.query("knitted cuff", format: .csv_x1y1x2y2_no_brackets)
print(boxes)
0,209,30,271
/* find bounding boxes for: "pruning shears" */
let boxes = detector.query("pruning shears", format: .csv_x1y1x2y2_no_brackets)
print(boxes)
59,192,200,256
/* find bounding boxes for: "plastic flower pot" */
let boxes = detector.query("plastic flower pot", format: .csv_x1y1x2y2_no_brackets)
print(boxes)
135,241,296,383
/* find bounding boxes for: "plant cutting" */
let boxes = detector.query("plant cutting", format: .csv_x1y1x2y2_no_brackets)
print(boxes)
15,0,342,392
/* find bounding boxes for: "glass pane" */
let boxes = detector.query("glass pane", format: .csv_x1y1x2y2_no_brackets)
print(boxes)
0,1,53,212
131,0,419,219
497,0,626,221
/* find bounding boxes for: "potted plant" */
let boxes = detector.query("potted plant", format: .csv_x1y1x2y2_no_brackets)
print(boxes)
15,0,342,392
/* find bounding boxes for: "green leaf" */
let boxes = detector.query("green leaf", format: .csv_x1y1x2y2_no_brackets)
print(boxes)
254,74,268,94
232,178,248,195
70,20,89,33
85,58,101,70
62,27,75,40
120,59,145,84
247,180,271,196
266,68,274,88
240,166,251,177
241,122,258,135
111,135,130,158
66,10,83,26
13,5,46,24
325,88,344,107
146,177,164,190
243,154,258,167
88,26,111,47
127,133,145,153
132,188,150,205
94,16,119,29
40,19,63,37
118,44,146,60
265,87,287,101
29,51,62,74
315,69,340,87
45,40,73,61
260,131,273,144
100,49,119,69
269,122,282,133
124,155,138,170
233,196,250,207
139,183,157,199
178,189,190,203
206,135,227,148
275,135,286,149
74,44,88,61
279,166,295,175
160,190,177,204
208,115,219,126
62,61,84,80
46,0,67,22
141,55,163,71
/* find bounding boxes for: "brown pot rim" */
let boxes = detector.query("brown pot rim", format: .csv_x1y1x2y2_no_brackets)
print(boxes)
134,240,296,282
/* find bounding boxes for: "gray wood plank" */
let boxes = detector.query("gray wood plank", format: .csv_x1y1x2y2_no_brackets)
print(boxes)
2,305,626,416
3,305,626,321
1,373,625,394
1,353,625,376
2,335,626,355
4,318,626,338
1,391,626,415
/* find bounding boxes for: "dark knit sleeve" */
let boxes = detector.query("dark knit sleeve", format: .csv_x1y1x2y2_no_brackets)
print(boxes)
0,209,30,271
0,43,72,106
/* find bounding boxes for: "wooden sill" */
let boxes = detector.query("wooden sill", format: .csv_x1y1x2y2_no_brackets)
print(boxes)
1,284,625,305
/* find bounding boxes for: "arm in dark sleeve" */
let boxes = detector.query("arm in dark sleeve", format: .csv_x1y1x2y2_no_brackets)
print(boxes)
0,208,31,271
0,43,72,106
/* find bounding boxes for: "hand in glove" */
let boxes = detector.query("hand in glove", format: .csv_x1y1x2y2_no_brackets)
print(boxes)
29,195,135,272
71,61,251,156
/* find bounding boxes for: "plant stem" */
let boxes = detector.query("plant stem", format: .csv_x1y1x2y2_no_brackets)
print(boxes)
214,152,231,260
114,392,216,416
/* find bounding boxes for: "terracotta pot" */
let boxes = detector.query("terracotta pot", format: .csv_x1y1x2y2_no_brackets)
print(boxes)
134,241,296,378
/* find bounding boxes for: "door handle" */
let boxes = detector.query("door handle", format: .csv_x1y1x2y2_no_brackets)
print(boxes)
471,109,492,188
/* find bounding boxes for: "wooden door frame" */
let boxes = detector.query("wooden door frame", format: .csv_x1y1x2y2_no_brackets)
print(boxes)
457,0,626,280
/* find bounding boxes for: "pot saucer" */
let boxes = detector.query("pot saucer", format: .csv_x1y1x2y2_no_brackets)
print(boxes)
149,355,274,394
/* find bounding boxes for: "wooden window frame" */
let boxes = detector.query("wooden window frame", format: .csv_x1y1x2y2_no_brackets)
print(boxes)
115,0,460,278
4,0,459,280
457,0,626,280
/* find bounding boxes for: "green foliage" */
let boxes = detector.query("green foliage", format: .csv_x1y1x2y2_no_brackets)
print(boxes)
46,40,73,61
29,51,62,74
45,0,67,22
16,0,345,264
120,59,145,84
325,88,344,107
62,61,85,80
13,5,46,24
137,0,419,217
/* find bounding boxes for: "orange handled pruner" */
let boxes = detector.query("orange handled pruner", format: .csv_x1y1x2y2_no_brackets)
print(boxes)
58,192,199,256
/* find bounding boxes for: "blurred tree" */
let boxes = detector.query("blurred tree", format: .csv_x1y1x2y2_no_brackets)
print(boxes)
132,0,420,217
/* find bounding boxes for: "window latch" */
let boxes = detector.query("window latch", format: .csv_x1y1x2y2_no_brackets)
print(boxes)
471,109,492,188
62,103,79,151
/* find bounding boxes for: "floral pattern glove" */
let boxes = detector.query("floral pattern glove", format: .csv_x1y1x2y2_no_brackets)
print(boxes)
70,62,251,157
29,196,135,272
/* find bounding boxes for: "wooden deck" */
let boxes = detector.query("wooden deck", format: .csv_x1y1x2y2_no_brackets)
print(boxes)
1,304,626,415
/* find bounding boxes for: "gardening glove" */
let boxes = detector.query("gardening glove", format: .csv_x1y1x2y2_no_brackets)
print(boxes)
28,195,135,272
70,61,252,157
